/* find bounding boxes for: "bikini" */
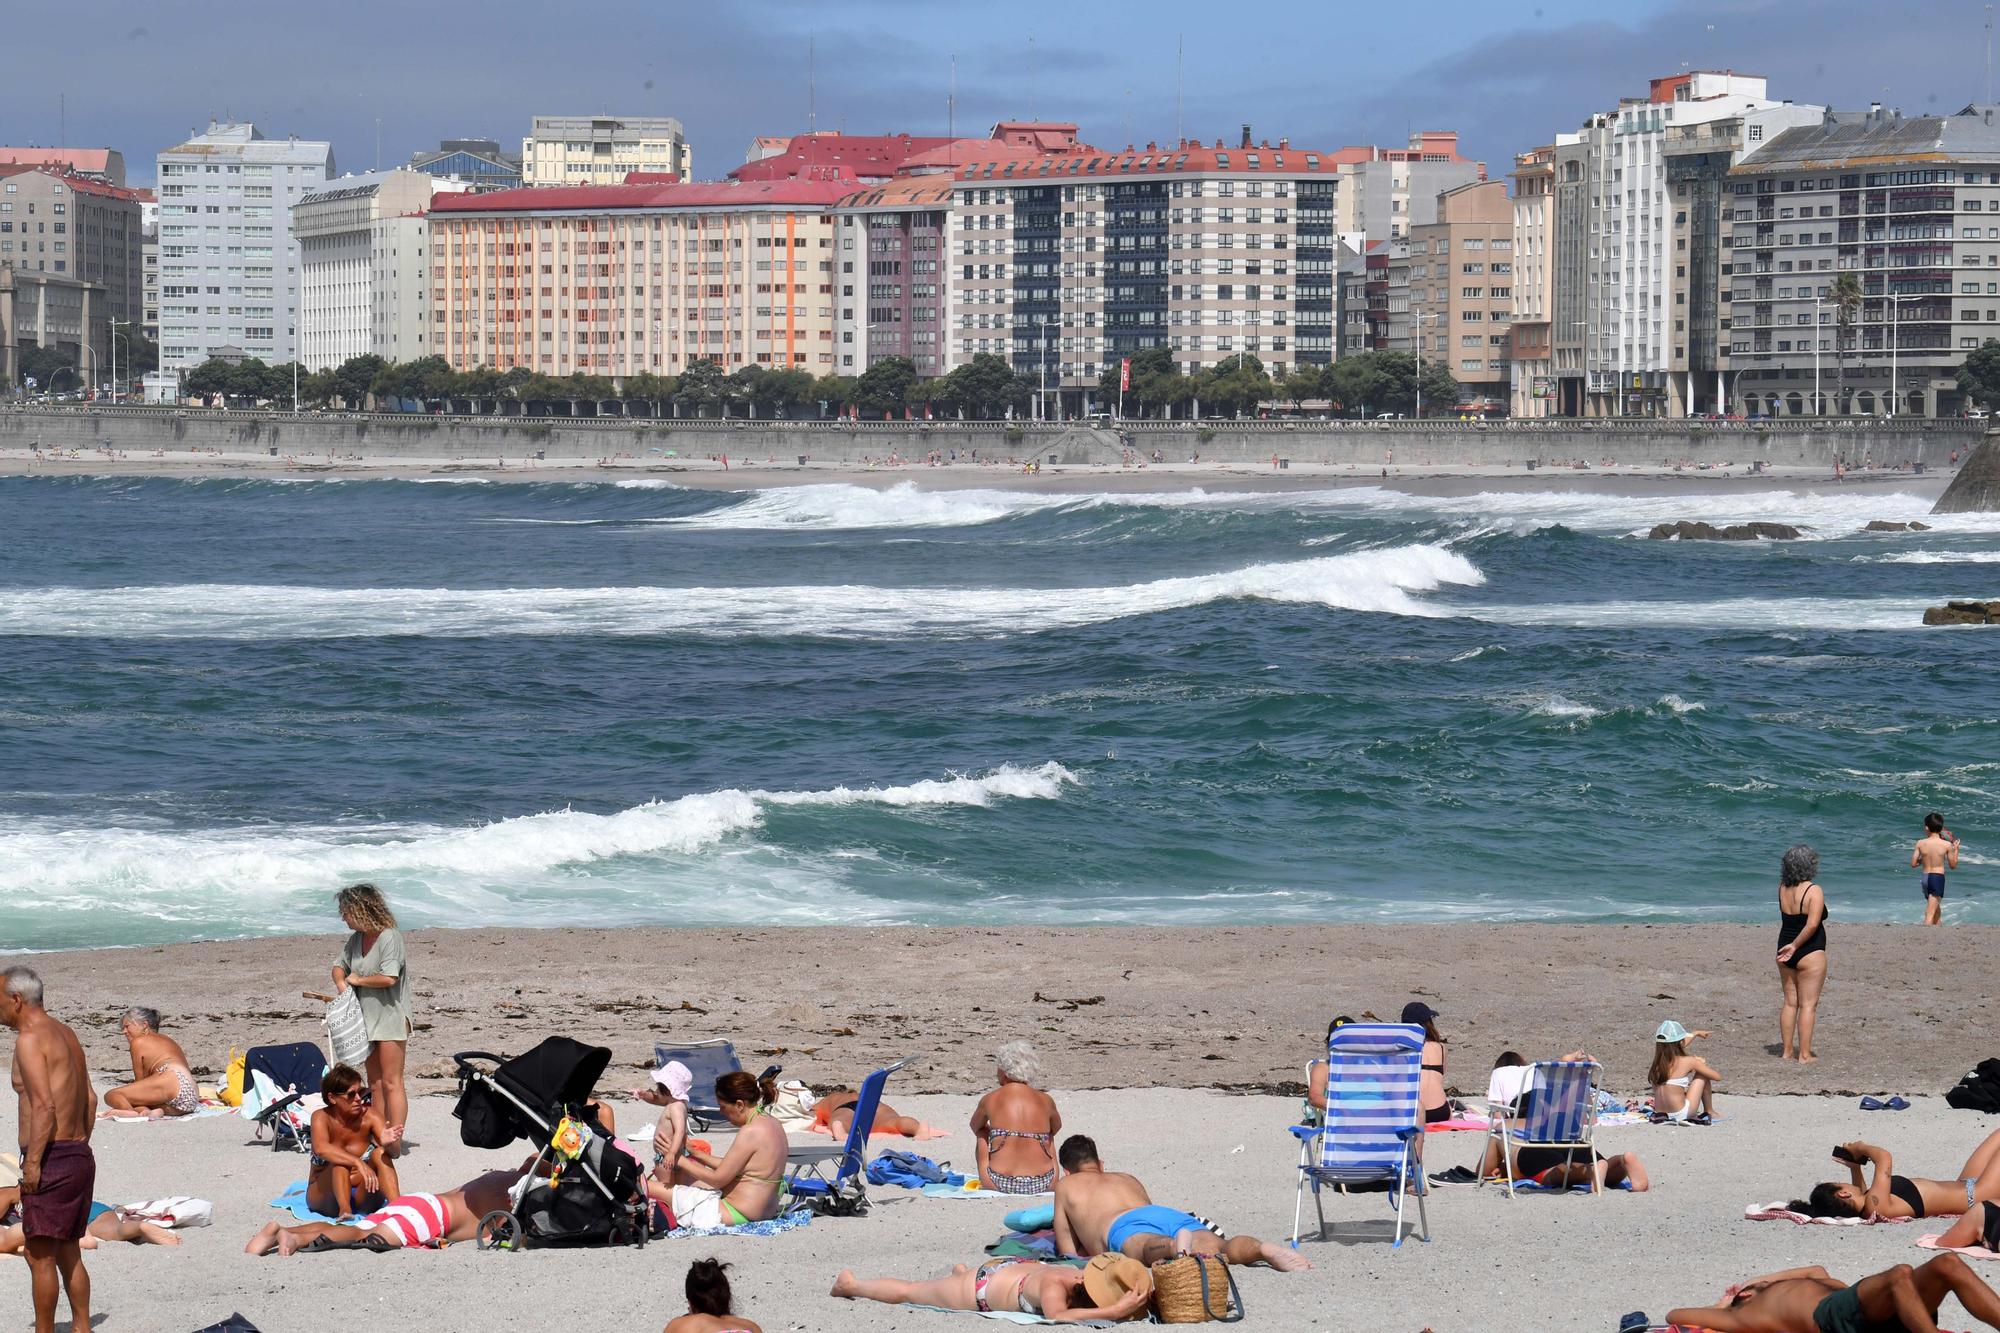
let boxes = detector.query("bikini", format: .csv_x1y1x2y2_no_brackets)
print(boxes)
1778,883,1828,969
1888,1174,1928,1218
149,1054,199,1115
1422,1057,1450,1124
973,1256,1038,1314
984,1126,1057,1194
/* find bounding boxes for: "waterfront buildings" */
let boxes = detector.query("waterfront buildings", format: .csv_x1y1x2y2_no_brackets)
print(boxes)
138,190,159,343
154,121,334,369
1409,178,1514,408
833,175,952,377
0,147,125,186
1509,146,1556,417
0,165,145,332
522,116,691,186
409,139,521,192
0,266,103,388
1331,132,1485,241
295,169,469,370
1727,102,2000,418
427,174,849,377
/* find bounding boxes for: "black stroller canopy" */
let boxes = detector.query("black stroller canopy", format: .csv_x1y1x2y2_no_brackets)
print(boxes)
497,1036,612,1111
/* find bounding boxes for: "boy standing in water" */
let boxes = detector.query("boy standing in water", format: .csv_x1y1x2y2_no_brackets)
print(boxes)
1913,811,1961,926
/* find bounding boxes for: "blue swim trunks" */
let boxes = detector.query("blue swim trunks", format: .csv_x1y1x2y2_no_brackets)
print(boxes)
1924,872,1946,899
1104,1205,1217,1255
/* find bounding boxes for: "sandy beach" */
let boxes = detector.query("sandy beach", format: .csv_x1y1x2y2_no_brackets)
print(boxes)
5,926,2000,1329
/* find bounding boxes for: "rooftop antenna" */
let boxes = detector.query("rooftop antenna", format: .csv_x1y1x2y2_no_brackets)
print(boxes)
1123,88,1132,147
1029,34,1037,120
808,33,817,135
375,117,382,171
1987,4,1995,104
949,54,956,142
59,93,64,145
1176,35,1184,143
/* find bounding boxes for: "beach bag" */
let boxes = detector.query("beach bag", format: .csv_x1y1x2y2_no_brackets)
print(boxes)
1947,1058,2000,1113
866,1150,953,1188
1149,1254,1242,1324
122,1195,213,1228
221,1049,246,1108
324,990,371,1070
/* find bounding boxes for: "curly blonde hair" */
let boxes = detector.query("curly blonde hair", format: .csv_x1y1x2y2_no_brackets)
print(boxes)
336,882,398,933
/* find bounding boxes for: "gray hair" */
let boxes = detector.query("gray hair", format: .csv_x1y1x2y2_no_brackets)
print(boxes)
122,1007,161,1031
1781,843,1820,888
996,1040,1043,1086
2,967,44,1006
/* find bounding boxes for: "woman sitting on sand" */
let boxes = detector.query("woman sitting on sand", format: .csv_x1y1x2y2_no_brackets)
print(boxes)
1404,1001,1451,1125
654,1072,788,1230
307,1063,401,1220
101,1008,200,1119
971,1042,1062,1194
1650,1020,1720,1124
665,1258,762,1333
1788,1129,2000,1220
1303,1016,1357,1122
832,1253,1153,1322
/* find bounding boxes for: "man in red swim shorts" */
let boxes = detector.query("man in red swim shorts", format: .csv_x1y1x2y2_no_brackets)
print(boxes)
3,966,99,1333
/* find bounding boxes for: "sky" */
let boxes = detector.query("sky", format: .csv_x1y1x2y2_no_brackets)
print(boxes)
7,0,2000,186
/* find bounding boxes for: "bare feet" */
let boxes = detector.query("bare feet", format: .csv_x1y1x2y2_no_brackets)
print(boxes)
830,1269,859,1299
245,1221,282,1256
1799,1054,1818,1063
139,1222,183,1246
913,1123,950,1140
1259,1240,1312,1271
276,1228,308,1257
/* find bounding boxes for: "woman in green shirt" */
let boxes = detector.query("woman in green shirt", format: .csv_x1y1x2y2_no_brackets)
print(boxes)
331,883,412,1153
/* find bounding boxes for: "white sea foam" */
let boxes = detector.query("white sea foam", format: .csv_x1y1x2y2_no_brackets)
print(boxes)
1655,693,1706,715
1516,693,1602,720
1860,550,2000,564
0,763,1077,930
668,482,1074,530
0,545,1486,640
1459,596,1927,632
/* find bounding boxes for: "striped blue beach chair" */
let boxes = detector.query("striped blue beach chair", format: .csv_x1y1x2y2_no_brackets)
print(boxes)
1482,1058,1602,1198
787,1059,909,1211
1288,1022,1430,1248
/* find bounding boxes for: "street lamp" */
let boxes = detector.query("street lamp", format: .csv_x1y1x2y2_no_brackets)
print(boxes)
108,318,130,405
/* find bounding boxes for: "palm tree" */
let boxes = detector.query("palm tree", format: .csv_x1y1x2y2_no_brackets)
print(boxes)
1832,272,1863,414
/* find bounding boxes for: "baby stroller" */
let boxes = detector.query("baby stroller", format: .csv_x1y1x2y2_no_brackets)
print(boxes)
452,1037,647,1250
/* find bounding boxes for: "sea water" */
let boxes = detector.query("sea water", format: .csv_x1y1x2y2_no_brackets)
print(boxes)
2,473,1995,950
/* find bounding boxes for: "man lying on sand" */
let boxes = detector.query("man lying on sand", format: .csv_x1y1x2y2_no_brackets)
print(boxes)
1052,1135,1308,1271
1661,1255,2000,1332
245,1168,522,1256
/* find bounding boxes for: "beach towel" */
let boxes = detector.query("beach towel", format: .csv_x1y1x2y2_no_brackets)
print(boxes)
1513,1177,1634,1193
986,1229,1064,1259
1919,1234,2000,1260
105,1103,234,1123
661,1208,813,1240
1745,1200,1917,1225
1424,1117,1490,1132
869,1151,962,1189
920,1182,1024,1200
896,1304,1121,1327
269,1180,343,1224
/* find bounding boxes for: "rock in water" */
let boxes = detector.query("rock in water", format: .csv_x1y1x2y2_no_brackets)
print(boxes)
1933,434,2000,513
1865,520,1931,532
1922,600,2000,625
1646,520,1802,541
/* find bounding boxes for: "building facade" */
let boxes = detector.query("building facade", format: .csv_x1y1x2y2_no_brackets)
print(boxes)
427,176,849,377
522,116,690,187
409,139,521,192
0,165,145,335
0,265,102,388
295,170,468,370
1726,103,2000,418
946,136,1349,406
0,147,125,186
1509,147,1556,417
1333,132,1486,242
137,190,159,343
1409,179,1514,409
833,176,952,377
154,121,334,369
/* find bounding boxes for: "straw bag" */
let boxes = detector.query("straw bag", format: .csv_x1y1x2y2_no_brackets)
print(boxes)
1149,1254,1242,1323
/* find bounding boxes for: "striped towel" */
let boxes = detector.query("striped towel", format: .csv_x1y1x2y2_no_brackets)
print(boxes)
1745,1200,1916,1225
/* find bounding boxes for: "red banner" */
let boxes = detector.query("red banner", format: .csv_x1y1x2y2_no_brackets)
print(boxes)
1120,358,1131,392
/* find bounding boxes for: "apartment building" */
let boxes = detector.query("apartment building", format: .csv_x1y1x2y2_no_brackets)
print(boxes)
295,170,470,370
1409,179,1514,409
833,176,952,377
138,190,158,342
1336,239,1376,357
1726,102,2000,418
0,165,145,331
1510,146,1556,417
1333,131,1486,241
0,147,125,186
946,134,1347,407
522,116,690,186
426,174,850,377
154,121,334,369
0,266,102,387
1558,73,1818,417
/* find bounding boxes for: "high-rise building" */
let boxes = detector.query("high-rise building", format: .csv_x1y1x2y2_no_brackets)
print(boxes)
408,139,521,192
137,189,159,343
522,116,690,187
154,121,334,369
833,176,953,377
0,164,146,385
1331,132,1485,241
1409,179,1515,410
1509,146,1556,417
295,170,470,370
1726,102,2000,419
427,174,851,376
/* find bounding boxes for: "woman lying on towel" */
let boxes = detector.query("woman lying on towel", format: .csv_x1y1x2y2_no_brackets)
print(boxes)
1661,1255,2000,1332
807,1087,946,1141
1790,1131,2000,1220
0,1192,183,1253
243,1169,523,1256
651,1071,788,1230
831,1252,1153,1323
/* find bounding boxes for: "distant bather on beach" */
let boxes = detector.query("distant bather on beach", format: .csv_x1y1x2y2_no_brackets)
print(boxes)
1787,1129,2000,1221
1660,1255,2000,1332
244,1167,524,1256
831,1252,1152,1322
1052,1134,1309,1272
1650,1020,1721,1124
971,1041,1061,1194
809,1088,945,1141
100,1007,199,1119
1775,844,1830,1063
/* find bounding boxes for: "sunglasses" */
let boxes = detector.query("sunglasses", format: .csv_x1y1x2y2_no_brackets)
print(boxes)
330,1089,368,1101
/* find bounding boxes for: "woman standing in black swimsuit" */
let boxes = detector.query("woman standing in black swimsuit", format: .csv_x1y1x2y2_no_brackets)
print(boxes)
1775,844,1829,1063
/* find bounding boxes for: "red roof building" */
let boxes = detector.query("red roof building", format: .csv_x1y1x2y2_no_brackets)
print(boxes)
0,146,125,186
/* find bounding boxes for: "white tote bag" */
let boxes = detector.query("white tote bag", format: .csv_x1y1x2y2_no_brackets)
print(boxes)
324,988,372,1070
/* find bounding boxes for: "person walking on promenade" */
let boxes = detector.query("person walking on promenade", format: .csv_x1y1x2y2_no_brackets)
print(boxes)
1775,845,1829,1063
4,966,98,1333
331,883,413,1153
1913,812,1961,927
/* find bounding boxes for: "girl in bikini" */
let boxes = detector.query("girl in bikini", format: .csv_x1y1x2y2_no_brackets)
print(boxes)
1649,1020,1721,1124
1788,1129,2000,1220
972,1041,1063,1194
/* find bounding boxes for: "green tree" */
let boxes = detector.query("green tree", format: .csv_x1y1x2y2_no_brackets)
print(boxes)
299,367,338,408
675,359,726,416
754,367,813,418
621,372,673,415
18,344,77,391
810,373,858,417
180,356,231,401
937,353,1024,419
1280,367,1324,412
1832,272,1863,413
1958,338,2000,410
1196,354,1272,418
854,356,918,418
114,328,159,383
333,354,386,409
224,358,271,403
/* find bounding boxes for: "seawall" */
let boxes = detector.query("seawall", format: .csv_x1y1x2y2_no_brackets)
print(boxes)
0,406,1982,470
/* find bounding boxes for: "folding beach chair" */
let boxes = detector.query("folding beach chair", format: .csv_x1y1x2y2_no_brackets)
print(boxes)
1482,1058,1602,1198
652,1038,743,1132
786,1059,909,1216
241,1041,328,1152
1289,1022,1429,1248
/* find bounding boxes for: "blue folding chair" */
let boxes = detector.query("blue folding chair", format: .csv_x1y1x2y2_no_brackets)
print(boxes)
652,1038,743,1132
243,1041,328,1152
787,1060,908,1209
1482,1058,1602,1197
1289,1022,1429,1248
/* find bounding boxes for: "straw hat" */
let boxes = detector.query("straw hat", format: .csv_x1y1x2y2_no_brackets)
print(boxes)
1082,1252,1153,1310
